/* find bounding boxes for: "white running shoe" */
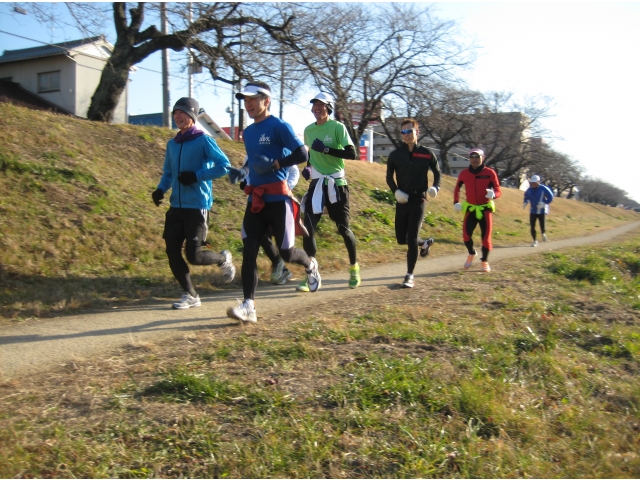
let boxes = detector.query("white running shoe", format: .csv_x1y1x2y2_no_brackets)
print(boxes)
173,292,201,310
219,250,236,283
305,257,321,293
402,274,414,288
532,240,538,247
226,299,257,323
542,233,548,242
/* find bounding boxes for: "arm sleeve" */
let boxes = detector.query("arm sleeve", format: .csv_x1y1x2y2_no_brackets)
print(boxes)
157,142,173,192
491,170,502,199
277,145,309,169
453,177,463,204
386,156,398,192
544,185,554,203
325,144,356,160
429,151,442,190
197,136,231,181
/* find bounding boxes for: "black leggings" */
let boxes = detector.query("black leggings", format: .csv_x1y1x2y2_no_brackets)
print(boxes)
163,208,226,296
395,198,426,275
303,182,357,265
530,214,545,241
241,201,310,300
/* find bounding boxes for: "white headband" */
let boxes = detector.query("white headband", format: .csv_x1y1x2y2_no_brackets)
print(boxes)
236,85,271,99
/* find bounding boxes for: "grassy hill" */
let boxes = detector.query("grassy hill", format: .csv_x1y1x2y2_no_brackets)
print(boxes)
0,102,637,320
1,103,640,477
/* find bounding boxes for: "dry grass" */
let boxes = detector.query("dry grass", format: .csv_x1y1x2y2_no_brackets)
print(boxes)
0,101,637,322
0,230,639,478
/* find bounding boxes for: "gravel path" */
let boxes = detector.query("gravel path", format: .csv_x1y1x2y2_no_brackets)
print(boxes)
2,221,639,379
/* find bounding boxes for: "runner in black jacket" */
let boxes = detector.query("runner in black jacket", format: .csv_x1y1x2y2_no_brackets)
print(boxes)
386,118,442,288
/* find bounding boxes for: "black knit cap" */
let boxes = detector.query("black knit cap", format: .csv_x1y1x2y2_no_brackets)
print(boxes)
172,97,199,123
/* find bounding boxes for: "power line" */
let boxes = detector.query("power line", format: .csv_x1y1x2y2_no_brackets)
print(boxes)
0,28,316,113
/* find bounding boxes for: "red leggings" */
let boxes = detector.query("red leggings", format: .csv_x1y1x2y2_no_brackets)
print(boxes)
463,210,493,251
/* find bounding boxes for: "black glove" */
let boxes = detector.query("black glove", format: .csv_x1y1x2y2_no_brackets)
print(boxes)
151,188,164,207
302,166,311,181
178,171,198,185
311,138,326,153
239,180,247,190
254,155,276,175
228,167,247,184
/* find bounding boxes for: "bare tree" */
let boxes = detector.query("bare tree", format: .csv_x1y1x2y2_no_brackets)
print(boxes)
527,145,584,198
401,82,484,174
284,3,474,154
579,177,631,206
465,92,555,182
17,2,295,122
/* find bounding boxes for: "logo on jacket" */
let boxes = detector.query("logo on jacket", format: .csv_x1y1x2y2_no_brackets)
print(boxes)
323,135,332,144
259,134,271,145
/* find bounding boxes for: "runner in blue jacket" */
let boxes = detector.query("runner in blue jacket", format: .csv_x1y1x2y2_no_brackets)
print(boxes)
523,174,554,246
152,97,235,310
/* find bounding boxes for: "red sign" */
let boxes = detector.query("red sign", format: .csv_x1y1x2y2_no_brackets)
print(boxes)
359,146,368,160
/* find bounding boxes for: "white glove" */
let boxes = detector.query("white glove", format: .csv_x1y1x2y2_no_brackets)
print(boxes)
427,186,438,198
395,189,409,204
454,202,462,213
485,188,495,200
537,201,546,211
523,202,528,210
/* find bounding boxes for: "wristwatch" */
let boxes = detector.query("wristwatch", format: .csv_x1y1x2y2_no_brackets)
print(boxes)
323,147,330,154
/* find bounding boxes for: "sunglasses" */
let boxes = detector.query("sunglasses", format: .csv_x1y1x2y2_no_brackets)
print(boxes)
469,154,480,159
400,129,415,134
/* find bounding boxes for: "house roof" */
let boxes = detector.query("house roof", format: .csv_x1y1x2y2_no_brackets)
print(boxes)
128,113,176,129
0,79,76,116
129,111,231,140
0,35,110,64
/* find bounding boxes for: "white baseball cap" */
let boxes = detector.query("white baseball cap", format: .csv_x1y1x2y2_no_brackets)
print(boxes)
235,84,271,100
530,175,541,183
310,92,334,105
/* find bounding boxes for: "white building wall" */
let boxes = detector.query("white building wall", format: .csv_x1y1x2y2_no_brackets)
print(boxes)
0,56,77,114
72,53,127,123
0,48,128,123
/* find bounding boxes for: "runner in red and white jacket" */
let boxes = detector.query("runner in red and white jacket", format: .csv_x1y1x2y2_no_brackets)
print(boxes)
453,148,501,272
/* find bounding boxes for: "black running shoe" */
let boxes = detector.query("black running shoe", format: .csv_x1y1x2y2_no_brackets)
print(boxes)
420,237,434,258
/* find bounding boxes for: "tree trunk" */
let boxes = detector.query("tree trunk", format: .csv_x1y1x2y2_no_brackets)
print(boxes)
87,56,132,122
439,146,451,174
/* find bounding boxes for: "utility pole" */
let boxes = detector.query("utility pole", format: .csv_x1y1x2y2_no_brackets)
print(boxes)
227,73,236,140
237,13,244,139
161,3,171,128
279,54,285,118
187,3,194,98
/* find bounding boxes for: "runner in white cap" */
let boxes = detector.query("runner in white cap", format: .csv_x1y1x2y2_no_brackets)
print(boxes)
523,174,554,246
226,82,321,324
298,92,361,291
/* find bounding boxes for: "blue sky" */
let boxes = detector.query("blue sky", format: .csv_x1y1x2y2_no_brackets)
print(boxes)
1,2,639,202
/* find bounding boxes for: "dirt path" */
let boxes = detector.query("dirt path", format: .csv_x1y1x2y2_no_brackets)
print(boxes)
2,221,639,379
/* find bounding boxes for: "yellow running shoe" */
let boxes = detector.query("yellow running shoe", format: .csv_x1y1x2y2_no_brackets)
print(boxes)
349,263,361,289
